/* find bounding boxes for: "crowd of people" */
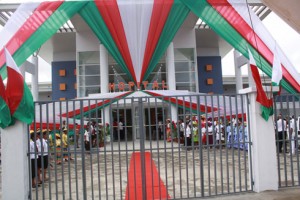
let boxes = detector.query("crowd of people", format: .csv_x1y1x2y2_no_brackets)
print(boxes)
275,114,300,154
163,116,249,150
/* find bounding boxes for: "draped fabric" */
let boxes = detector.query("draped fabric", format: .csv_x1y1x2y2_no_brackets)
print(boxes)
0,1,84,78
0,0,299,95
181,0,300,94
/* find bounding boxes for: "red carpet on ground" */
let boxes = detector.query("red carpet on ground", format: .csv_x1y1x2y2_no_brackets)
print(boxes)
125,152,170,200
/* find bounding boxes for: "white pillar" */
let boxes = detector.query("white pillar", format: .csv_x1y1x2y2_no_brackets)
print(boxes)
234,50,243,93
240,86,279,192
1,121,29,200
31,56,39,101
100,44,110,124
247,61,255,87
166,42,178,122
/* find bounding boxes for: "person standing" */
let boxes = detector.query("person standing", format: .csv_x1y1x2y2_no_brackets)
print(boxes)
276,114,287,153
30,130,39,188
289,115,296,154
40,129,49,182
119,120,124,140
62,128,73,161
185,122,192,148
35,130,43,184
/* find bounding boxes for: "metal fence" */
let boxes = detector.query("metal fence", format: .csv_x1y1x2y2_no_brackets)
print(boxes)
28,93,252,200
273,94,300,188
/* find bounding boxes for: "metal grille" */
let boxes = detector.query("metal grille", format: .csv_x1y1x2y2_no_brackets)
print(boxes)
28,93,252,200
274,94,300,188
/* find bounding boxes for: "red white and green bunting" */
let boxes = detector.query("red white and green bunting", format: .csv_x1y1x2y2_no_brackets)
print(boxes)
248,49,273,121
0,75,11,128
5,48,34,124
0,0,299,96
181,0,300,94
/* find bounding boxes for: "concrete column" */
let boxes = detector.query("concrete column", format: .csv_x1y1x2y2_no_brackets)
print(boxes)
100,44,110,124
31,56,39,101
1,121,29,200
234,50,243,93
166,42,178,122
247,61,255,87
239,86,279,192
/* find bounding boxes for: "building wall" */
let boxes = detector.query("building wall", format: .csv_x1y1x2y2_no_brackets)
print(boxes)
52,61,77,100
197,56,223,94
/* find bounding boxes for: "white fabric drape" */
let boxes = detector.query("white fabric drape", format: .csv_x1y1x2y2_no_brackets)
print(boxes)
117,0,154,83
228,0,300,84
0,2,40,49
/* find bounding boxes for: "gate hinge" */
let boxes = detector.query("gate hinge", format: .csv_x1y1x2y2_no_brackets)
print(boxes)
249,141,253,146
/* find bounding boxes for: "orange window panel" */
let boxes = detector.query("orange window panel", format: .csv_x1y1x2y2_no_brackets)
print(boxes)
207,78,214,85
205,64,213,72
59,69,66,76
60,83,66,91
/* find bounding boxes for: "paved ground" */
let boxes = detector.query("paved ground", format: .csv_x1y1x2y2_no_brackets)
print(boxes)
200,187,300,200
1,140,300,199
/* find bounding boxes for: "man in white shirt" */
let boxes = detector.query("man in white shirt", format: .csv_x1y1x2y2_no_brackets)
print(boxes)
119,120,124,140
276,114,287,153
289,116,296,154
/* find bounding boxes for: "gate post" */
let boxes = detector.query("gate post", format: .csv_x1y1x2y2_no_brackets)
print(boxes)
1,121,30,199
240,86,279,192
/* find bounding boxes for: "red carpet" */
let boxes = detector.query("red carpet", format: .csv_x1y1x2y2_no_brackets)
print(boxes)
125,152,170,200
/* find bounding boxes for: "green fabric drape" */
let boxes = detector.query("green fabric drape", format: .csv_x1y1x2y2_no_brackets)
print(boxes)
79,1,134,82
0,1,86,78
143,0,190,81
181,0,297,94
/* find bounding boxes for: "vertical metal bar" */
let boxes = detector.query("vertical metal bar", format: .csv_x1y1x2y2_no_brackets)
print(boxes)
38,102,45,199
147,97,155,200
87,100,94,200
245,94,253,191
286,95,294,186
154,97,162,199
109,99,116,199
104,99,109,200
294,95,300,185
138,97,147,200
73,100,79,200
117,99,123,200
163,99,169,199
131,97,137,200
274,96,281,187
240,94,247,191
124,97,130,200
217,95,224,195
204,95,211,196
170,96,176,199
52,101,59,200
280,96,288,186
229,95,236,193
177,95,183,199
197,95,204,198
65,100,72,199
95,99,101,199
175,96,180,199
235,95,242,192
223,95,230,194
189,95,196,198
211,95,217,196
80,100,87,200
183,95,190,198
58,101,66,200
